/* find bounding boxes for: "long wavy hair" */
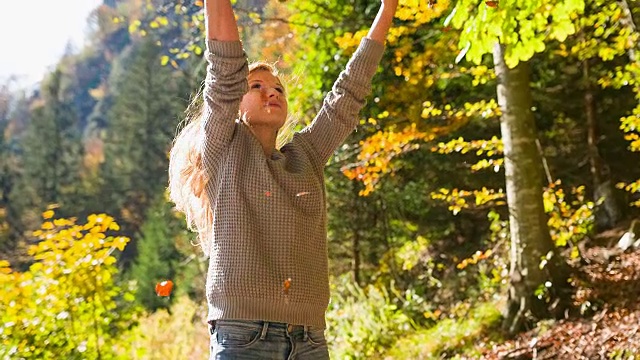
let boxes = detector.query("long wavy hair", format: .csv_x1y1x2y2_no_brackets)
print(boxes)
168,62,294,255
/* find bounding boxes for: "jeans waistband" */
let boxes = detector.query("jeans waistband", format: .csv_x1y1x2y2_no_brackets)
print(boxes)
208,320,310,341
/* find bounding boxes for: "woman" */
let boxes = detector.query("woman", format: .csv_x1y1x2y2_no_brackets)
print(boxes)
169,0,398,358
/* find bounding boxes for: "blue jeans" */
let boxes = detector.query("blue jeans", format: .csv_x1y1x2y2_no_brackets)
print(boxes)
209,320,330,360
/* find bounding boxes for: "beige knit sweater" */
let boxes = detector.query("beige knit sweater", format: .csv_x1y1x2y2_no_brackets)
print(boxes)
202,38,385,328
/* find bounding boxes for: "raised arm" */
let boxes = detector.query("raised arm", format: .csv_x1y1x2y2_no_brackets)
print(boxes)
297,1,398,165
367,0,398,44
201,0,248,175
205,0,240,41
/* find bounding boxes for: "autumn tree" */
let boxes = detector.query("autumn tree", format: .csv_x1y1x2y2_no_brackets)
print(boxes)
493,45,570,332
444,0,590,332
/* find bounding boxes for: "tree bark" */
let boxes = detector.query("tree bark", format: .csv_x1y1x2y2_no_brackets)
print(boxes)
583,60,623,230
493,44,570,334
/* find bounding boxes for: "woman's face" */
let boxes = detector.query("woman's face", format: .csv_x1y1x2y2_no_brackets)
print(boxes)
239,70,288,129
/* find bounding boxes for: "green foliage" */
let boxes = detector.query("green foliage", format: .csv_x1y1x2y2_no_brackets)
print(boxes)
19,69,84,217
101,38,189,229
326,275,415,359
384,301,502,359
447,0,585,67
0,211,140,359
130,195,184,311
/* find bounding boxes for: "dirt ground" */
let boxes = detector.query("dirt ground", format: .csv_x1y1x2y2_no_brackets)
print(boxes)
469,227,640,359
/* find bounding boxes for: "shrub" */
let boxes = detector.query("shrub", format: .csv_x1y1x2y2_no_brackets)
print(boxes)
118,296,209,360
326,275,414,359
0,211,140,359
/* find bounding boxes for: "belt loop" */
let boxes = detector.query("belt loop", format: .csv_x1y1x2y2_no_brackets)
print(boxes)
260,322,269,340
303,325,309,342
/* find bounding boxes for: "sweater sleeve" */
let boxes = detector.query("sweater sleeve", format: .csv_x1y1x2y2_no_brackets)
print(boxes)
298,38,385,166
201,40,249,175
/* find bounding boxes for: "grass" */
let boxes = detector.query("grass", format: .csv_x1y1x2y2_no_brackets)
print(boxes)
383,301,503,360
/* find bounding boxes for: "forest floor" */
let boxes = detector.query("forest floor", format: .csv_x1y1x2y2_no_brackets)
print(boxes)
466,224,640,360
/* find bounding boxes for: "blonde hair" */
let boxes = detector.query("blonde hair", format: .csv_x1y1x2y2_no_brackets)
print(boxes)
168,62,294,254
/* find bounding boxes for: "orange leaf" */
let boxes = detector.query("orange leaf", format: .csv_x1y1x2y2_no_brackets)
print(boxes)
486,1,498,7
283,278,292,295
195,0,204,7
155,280,174,297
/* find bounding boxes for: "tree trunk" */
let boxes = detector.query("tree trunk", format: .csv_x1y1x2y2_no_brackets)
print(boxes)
493,44,570,334
583,60,624,230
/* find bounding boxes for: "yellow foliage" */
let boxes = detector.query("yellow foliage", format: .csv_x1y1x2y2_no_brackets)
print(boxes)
345,99,500,196
431,187,505,215
0,211,138,358
396,0,451,26
543,182,595,248
334,29,369,51
342,123,433,196
42,210,55,219
457,249,493,270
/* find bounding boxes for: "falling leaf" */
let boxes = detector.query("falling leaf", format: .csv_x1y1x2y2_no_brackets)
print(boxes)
283,278,292,295
195,0,204,6
155,280,174,297
265,191,272,197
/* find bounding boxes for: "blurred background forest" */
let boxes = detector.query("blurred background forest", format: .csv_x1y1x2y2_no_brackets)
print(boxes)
1,0,640,358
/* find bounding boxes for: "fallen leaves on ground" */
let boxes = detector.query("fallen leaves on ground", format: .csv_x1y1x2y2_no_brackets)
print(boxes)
463,239,640,359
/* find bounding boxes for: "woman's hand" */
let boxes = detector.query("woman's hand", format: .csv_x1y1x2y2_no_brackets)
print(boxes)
366,0,399,44
381,0,399,11
205,0,240,41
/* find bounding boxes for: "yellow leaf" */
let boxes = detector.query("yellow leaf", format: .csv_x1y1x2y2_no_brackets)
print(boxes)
29,262,43,272
41,222,54,230
113,237,129,251
53,218,71,227
42,210,55,219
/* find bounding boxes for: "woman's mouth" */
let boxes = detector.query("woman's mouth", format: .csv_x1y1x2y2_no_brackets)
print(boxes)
266,102,281,109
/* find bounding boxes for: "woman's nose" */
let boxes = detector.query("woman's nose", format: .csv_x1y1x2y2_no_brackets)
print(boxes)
266,87,280,98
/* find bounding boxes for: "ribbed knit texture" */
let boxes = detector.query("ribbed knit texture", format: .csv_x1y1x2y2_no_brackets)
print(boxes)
202,38,385,328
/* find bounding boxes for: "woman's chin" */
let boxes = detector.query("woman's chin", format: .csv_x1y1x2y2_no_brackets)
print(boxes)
247,117,286,129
